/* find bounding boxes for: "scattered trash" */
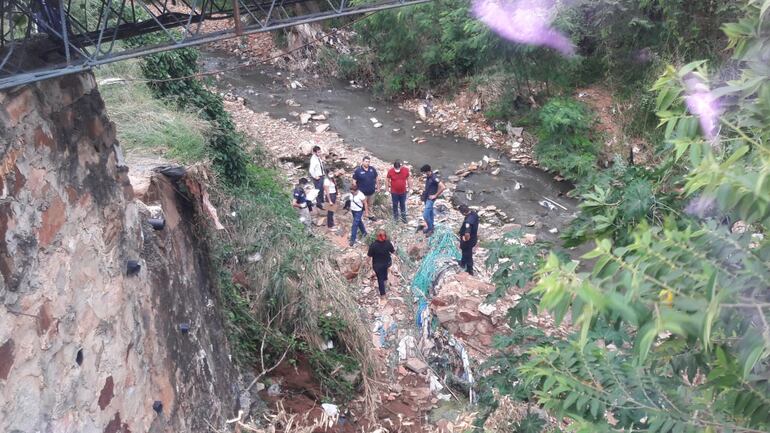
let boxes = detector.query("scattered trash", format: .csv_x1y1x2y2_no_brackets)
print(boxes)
548,227,559,234
155,165,186,181
247,252,262,263
538,200,557,211
373,122,383,128
321,403,339,418
398,336,417,360
541,196,568,211
267,383,281,397
369,117,379,124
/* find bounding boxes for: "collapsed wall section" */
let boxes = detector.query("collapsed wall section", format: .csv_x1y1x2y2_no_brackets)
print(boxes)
0,72,239,432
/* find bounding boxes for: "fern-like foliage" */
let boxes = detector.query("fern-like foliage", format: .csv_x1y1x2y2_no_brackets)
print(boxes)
524,2,770,432
477,3,770,432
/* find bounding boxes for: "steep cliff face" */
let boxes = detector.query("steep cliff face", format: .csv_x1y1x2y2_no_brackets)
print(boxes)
0,72,239,432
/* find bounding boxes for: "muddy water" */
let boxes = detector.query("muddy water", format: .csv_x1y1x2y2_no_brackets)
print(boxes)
203,53,578,244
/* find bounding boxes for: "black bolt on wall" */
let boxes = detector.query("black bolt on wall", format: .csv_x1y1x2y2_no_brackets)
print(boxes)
147,218,165,230
126,260,141,276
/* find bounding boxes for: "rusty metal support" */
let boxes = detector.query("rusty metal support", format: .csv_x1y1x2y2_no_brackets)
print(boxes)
0,0,431,89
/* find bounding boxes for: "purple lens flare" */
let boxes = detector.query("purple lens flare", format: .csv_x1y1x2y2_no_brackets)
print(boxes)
471,0,576,56
684,75,722,140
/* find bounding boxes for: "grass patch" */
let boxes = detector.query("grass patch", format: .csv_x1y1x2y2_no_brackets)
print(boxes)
96,61,210,164
206,160,378,405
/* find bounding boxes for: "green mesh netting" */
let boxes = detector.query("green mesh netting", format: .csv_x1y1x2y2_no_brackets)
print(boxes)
411,225,460,303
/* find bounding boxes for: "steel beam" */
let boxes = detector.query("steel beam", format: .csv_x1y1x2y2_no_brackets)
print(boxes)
0,0,430,90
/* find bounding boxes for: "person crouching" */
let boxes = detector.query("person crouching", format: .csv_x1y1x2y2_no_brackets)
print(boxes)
292,178,312,228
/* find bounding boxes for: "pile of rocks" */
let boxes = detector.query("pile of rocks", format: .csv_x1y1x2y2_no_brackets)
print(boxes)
402,95,538,167
429,273,505,353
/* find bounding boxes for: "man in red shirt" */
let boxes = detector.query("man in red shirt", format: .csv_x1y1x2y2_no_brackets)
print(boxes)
386,160,410,223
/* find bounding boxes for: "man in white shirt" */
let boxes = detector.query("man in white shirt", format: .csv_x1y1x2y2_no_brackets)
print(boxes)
309,145,326,210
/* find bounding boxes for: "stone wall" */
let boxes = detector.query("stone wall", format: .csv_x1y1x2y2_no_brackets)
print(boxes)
0,72,239,432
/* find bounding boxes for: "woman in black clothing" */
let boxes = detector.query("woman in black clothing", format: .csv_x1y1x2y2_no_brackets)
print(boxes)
368,229,395,300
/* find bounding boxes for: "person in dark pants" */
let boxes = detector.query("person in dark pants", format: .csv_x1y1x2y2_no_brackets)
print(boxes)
349,184,368,246
387,160,410,223
309,145,326,210
419,164,445,236
368,229,395,302
458,204,479,275
323,170,338,228
352,156,378,220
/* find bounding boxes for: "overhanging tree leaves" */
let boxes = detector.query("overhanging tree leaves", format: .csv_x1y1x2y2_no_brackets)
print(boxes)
510,2,770,432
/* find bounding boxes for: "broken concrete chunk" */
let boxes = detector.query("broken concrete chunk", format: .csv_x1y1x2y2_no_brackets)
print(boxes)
478,303,496,316
299,113,311,124
405,357,428,374
315,123,330,133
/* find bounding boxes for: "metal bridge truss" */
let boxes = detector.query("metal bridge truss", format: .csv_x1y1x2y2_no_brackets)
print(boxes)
0,0,428,89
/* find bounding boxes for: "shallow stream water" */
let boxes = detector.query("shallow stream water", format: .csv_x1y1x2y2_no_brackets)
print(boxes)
202,53,579,244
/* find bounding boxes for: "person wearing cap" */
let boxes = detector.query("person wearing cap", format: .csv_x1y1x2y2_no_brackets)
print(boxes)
386,160,410,223
348,183,368,246
352,156,378,220
457,204,479,275
323,170,338,229
309,145,326,210
419,164,445,236
368,228,395,302
292,178,311,228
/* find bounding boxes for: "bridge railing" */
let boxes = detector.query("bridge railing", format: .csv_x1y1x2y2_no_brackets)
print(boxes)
0,0,428,90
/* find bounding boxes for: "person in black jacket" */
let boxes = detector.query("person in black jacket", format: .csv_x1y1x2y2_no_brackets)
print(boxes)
368,229,395,301
458,204,479,275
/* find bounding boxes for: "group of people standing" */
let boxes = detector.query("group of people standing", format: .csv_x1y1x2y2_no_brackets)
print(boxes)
292,147,480,299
